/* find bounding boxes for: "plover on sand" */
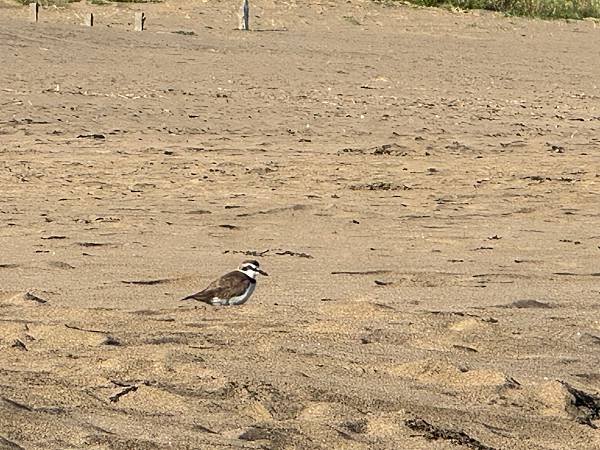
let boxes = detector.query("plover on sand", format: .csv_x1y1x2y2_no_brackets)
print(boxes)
181,259,268,306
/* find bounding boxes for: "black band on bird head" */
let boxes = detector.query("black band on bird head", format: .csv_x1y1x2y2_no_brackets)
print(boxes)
241,259,260,267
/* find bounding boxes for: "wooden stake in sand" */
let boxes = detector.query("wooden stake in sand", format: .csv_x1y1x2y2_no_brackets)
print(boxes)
84,12,93,27
239,0,249,31
134,12,145,31
29,2,39,23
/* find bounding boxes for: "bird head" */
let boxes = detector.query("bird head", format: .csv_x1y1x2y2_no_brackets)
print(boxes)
238,259,268,278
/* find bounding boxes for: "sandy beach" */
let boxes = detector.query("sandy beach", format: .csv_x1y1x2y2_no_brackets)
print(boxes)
1,0,600,448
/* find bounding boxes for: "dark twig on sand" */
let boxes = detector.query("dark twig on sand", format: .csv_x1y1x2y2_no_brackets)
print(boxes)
109,385,138,403
404,418,495,450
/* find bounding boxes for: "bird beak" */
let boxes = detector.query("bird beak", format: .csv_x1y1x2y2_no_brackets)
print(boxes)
257,268,269,276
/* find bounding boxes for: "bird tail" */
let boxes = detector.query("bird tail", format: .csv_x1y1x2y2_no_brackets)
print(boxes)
181,293,212,304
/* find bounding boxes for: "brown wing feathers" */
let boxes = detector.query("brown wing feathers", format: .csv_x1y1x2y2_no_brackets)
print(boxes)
181,288,218,303
182,271,252,303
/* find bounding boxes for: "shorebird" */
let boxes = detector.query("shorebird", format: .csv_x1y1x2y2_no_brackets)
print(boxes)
181,259,268,306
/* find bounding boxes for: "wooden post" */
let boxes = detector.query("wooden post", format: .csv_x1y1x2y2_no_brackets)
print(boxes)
239,0,249,31
134,12,145,31
29,2,39,23
84,12,93,27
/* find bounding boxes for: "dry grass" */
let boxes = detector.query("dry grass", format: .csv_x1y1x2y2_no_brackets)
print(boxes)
378,0,600,19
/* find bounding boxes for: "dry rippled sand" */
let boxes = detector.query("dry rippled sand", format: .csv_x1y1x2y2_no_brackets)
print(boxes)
1,0,600,448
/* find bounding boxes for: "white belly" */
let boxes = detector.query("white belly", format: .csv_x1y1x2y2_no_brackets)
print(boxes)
213,282,256,306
